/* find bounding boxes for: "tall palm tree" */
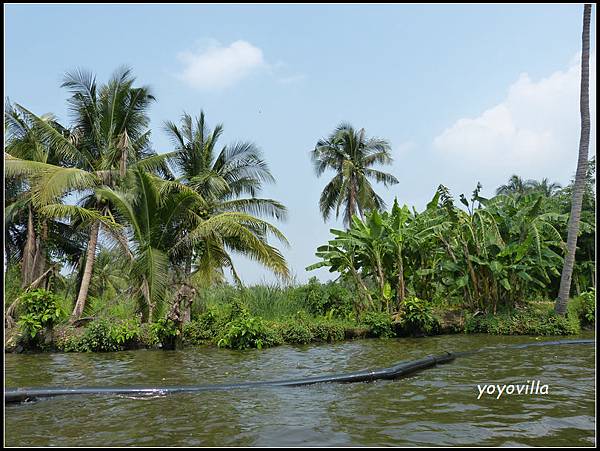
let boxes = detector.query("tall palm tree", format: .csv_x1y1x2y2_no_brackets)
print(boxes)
312,123,398,227
163,111,289,287
556,4,592,315
5,67,164,320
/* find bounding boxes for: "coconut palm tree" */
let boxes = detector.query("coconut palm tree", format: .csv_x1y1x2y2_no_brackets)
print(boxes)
556,4,592,315
312,123,398,227
4,101,86,288
162,111,289,286
496,175,529,196
5,67,165,320
527,178,562,197
98,168,289,321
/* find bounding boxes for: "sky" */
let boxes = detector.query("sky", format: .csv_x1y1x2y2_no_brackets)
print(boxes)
4,3,597,285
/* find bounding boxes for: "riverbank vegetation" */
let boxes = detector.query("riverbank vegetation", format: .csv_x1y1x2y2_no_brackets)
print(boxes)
4,67,596,353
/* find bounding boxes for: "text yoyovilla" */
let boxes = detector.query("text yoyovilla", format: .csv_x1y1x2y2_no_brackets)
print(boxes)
477,381,549,400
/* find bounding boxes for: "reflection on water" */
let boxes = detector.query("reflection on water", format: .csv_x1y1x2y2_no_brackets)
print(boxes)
4,333,595,446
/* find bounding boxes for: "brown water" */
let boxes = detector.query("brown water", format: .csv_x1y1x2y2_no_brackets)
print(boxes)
4,333,596,446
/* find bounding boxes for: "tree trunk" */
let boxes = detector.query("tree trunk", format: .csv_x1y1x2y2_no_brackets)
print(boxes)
32,220,48,289
555,4,591,315
346,175,358,227
21,205,37,288
396,249,405,309
71,220,100,321
141,277,152,323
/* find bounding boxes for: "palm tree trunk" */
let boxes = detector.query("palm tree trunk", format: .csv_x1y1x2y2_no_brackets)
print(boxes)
71,220,100,320
32,220,48,289
21,205,37,288
141,277,153,323
555,4,591,315
346,175,358,226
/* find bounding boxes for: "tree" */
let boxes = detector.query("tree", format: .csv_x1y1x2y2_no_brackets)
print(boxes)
163,111,289,287
527,178,562,197
99,168,290,322
5,67,162,320
555,4,592,315
311,123,398,227
4,101,86,288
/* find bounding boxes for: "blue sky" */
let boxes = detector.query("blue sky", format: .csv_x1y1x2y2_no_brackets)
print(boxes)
5,4,596,284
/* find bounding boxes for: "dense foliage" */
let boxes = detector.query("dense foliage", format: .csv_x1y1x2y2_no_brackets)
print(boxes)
308,178,595,316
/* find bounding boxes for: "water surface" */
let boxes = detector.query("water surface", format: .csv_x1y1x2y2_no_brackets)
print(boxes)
5,333,596,446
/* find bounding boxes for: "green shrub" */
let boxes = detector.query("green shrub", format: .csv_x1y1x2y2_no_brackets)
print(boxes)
16,289,65,347
109,318,142,348
139,323,160,347
309,318,346,342
183,319,214,345
151,318,180,347
279,320,314,344
569,289,596,327
395,296,439,336
54,325,86,352
79,319,121,352
196,309,220,337
464,307,580,336
360,311,394,338
242,284,306,320
217,314,275,350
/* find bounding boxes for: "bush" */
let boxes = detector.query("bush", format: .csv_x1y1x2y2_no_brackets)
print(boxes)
139,323,160,347
151,318,180,348
295,277,354,318
360,311,394,338
78,319,121,352
464,306,580,336
217,314,276,350
569,289,596,328
309,318,346,342
16,289,65,348
109,318,142,348
278,320,314,344
183,319,214,345
395,296,439,336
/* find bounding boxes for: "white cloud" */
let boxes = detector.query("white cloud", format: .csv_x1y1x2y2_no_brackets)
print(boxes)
433,53,596,185
176,40,267,90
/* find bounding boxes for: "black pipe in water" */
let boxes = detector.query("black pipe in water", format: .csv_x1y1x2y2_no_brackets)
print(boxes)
4,338,594,405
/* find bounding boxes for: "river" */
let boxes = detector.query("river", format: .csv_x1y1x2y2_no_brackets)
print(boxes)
4,332,596,446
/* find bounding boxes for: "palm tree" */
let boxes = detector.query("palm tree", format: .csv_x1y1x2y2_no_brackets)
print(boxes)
4,101,86,288
527,178,562,197
496,175,529,196
311,123,398,227
556,4,592,315
97,169,196,321
5,67,163,320
99,167,289,321
163,111,289,287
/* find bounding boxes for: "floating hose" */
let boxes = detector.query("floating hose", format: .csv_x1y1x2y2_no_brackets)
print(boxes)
5,338,594,405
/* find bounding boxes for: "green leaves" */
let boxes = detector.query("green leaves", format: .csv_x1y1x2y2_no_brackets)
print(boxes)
310,182,580,314
312,123,398,226
16,289,66,342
